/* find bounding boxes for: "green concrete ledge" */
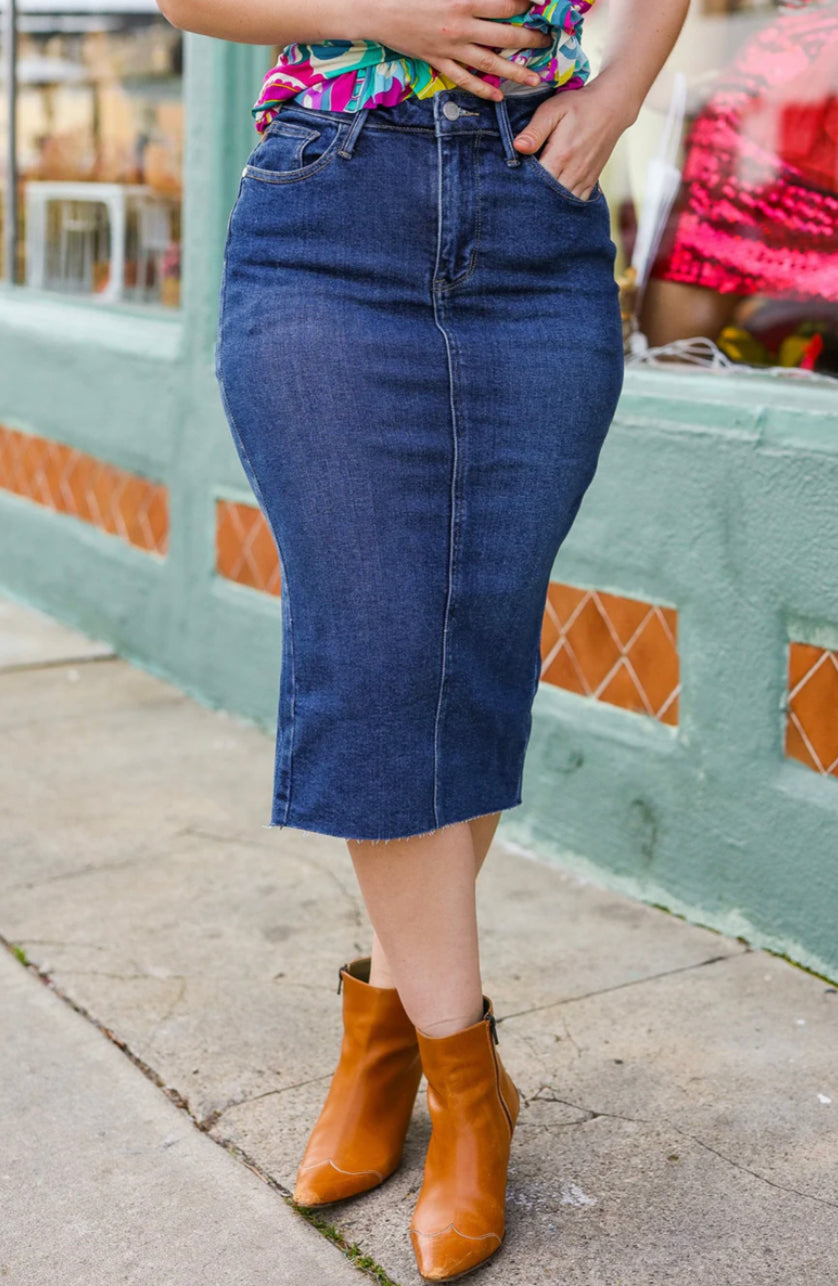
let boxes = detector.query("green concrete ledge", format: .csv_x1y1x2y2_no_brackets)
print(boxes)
0,288,184,361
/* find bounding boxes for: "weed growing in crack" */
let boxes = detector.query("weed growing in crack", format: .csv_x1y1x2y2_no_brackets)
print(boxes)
291,1203,400,1286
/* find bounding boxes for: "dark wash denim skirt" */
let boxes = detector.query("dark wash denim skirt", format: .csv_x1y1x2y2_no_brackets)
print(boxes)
215,84,624,841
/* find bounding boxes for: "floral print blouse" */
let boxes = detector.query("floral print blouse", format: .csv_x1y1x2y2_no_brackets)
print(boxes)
252,0,595,132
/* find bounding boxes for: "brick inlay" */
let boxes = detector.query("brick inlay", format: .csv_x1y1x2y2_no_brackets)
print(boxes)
216,499,281,595
214,501,680,727
540,583,680,725
786,642,838,777
0,423,168,554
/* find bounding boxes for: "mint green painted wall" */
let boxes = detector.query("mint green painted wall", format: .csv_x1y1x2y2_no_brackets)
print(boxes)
1,36,836,979
506,380,838,983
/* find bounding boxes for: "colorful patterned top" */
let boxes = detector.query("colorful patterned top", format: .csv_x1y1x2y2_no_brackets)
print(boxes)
252,0,595,133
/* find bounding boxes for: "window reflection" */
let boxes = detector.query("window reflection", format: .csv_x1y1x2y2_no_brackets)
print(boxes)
7,2,183,307
591,0,838,376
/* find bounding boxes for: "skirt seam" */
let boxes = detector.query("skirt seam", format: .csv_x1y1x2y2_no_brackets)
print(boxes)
430,129,462,830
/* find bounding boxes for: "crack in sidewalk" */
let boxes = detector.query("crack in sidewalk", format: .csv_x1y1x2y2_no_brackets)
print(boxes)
201,1072,333,1131
497,950,745,1024
4,852,157,892
669,1128,838,1211
183,825,368,935
525,1092,838,1210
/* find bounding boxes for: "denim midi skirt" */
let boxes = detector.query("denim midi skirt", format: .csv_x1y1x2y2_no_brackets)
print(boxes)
215,84,624,842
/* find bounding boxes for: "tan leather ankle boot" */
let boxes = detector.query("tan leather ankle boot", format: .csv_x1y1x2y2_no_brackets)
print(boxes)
293,957,422,1206
410,999,519,1282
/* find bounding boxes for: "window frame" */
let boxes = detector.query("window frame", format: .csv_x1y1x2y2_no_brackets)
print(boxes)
2,0,183,307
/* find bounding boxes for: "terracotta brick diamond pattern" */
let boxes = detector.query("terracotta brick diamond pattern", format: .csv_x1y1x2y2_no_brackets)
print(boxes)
540,583,680,725
214,501,680,727
216,500,281,596
786,642,838,777
0,423,168,554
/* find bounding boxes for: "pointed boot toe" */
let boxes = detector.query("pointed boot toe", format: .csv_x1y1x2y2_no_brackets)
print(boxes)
293,958,422,1207
410,1224,504,1282
293,1158,384,1207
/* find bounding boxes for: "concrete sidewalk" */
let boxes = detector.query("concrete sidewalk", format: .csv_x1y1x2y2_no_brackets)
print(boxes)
0,949,365,1286
1,596,836,1286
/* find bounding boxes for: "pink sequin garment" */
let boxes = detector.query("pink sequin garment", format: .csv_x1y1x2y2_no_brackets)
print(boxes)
650,0,838,301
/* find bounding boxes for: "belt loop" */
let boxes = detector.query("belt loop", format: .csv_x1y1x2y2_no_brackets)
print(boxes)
338,106,370,159
494,95,522,167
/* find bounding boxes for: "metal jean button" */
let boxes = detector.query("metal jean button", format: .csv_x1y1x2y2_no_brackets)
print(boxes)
442,101,461,121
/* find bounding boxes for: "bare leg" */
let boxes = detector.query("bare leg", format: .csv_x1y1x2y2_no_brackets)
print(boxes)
469,810,502,875
367,811,502,991
349,821,484,1037
639,278,743,350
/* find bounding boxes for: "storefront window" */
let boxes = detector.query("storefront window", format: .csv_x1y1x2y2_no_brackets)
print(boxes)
589,0,838,377
2,1,183,307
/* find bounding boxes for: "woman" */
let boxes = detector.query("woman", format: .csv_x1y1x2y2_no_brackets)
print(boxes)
158,1,687,1279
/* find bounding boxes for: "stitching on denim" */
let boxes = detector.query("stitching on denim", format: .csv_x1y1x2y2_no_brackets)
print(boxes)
469,133,485,285
337,106,369,158
430,131,461,830
370,123,495,136
434,133,483,295
532,637,543,699
524,154,604,207
243,125,347,185
274,105,438,136
493,96,522,168
264,121,321,143
272,541,296,827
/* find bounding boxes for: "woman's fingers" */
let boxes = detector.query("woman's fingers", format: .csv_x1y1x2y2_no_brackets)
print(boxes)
463,43,545,86
512,97,563,151
436,57,504,100
471,18,553,50
477,0,537,17
468,15,552,89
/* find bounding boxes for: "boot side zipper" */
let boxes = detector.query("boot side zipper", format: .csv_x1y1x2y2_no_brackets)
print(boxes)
487,1013,514,1134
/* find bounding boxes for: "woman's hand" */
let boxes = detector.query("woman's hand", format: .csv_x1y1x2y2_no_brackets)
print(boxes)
514,0,691,199
364,0,552,101
512,76,637,200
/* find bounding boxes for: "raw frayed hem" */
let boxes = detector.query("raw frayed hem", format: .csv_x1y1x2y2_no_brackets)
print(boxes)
261,798,523,844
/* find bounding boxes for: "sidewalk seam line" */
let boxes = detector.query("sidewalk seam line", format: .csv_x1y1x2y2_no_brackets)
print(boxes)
0,653,118,676
498,950,747,1024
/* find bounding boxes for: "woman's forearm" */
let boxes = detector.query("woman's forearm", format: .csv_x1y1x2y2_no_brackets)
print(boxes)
155,0,374,45
592,0,691,125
